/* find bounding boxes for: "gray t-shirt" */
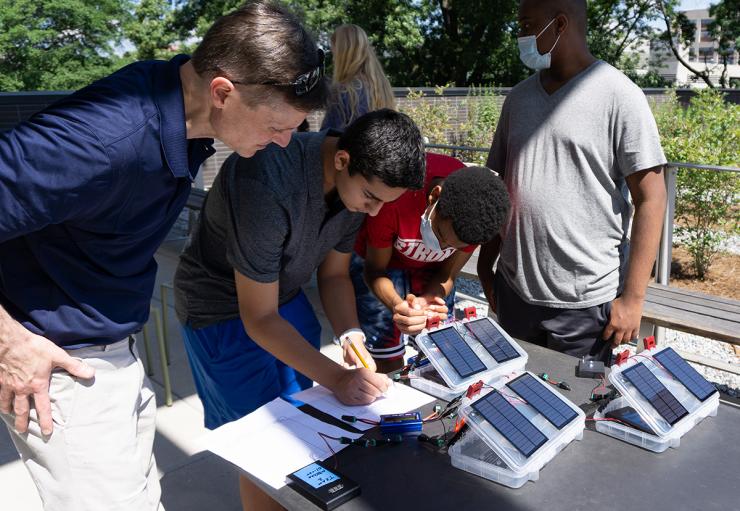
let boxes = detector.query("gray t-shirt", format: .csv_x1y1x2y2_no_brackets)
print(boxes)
174,131,364,328
488,61,666,309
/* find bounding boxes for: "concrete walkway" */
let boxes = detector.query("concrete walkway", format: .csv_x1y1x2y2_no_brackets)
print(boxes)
0,240,346,510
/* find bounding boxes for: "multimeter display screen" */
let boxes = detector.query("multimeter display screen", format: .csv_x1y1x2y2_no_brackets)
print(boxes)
292,463,340,489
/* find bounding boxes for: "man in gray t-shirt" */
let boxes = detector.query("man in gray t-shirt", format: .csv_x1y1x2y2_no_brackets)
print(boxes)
478,0,667,362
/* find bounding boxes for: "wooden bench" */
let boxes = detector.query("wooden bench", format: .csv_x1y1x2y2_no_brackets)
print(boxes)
644,283,740,346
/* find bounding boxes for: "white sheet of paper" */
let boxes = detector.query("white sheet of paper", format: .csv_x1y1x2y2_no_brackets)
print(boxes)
206,398,362,490
292,381,435,431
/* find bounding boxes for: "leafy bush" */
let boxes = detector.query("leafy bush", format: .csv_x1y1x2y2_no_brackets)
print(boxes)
401,85,500,165
399,86,454,147
456,86,501,165
654,89,740,279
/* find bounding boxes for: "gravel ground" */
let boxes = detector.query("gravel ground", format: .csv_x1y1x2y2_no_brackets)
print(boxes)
720,235,740,255
673,232,740,255
454,276,740,395
455,276,487,300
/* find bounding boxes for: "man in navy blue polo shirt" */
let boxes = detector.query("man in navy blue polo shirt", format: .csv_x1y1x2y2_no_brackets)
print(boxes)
0,2,328,510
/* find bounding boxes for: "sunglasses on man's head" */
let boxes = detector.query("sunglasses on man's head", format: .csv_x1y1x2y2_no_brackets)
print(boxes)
232,49,325,97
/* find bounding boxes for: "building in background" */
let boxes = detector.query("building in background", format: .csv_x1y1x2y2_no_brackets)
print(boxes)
648,9,739,87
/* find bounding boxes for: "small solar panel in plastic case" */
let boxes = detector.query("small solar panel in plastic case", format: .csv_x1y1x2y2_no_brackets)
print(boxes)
653,347,718,402
427,327,486,379
470,391,548,458
622,363,689,426
465,318,520,363
506,373,578,430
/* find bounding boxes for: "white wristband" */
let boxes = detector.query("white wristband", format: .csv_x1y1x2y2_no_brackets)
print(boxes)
332,328,366,346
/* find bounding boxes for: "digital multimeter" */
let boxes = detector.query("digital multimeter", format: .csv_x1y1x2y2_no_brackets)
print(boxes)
379,411,423,434
286,461,360,510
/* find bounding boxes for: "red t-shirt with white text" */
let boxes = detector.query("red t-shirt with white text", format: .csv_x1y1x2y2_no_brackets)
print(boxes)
354,152,477,270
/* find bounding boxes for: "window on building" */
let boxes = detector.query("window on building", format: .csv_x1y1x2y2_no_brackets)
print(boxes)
700,18,714,42
699,47,716,63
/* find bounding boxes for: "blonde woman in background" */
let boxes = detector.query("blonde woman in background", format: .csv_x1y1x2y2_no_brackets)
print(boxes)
322,24,396,129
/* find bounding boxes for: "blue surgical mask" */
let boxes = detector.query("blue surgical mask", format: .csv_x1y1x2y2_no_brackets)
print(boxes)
420,201,442,252
518,18,561,70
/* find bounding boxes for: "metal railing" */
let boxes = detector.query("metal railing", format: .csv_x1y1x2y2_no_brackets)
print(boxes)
425,143,490,154
424,145,738,289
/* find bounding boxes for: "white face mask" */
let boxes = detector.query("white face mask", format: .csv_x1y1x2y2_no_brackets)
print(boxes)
518,18,561,70
420,201,442,252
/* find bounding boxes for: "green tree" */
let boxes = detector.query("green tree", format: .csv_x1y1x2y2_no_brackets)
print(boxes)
400,0,526,87
0,0,131,91
709,0,740,88
587,0,658,66
172,0,243,43
167,0,731,88
171,0,526,87
125,0,179,61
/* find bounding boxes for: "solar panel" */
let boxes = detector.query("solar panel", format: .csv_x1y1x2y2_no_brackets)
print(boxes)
428,327,486,378
471,391,548,458
622,363,689,425
506,373,578,429
465,318,520,363
654,347,717,402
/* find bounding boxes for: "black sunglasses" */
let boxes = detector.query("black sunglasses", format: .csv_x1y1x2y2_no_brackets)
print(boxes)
232,49,325,97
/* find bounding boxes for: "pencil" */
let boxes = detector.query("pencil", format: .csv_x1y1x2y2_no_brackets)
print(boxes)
347,338,369,369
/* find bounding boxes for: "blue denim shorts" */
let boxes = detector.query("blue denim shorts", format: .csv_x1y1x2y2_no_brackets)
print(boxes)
180,290,321,429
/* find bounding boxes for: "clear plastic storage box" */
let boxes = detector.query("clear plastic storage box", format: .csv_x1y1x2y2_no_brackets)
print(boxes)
598,346,720,450
458,370,585,478
414,317,528,396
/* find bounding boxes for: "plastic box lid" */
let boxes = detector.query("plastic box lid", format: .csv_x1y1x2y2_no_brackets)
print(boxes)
415,317,528,394
607,346,720,438
459,370,585,476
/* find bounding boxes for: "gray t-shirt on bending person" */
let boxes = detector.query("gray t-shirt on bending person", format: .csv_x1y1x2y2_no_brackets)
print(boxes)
488,60,666,309
174,131,364,329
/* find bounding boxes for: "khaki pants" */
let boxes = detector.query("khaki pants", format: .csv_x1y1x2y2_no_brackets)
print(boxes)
1,338,164,511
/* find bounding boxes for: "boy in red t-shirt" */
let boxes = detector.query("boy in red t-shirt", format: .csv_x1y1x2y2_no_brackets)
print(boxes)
351,153,510,371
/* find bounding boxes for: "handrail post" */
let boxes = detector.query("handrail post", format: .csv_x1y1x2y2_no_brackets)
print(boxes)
653,165,677,345
656,165,677,286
